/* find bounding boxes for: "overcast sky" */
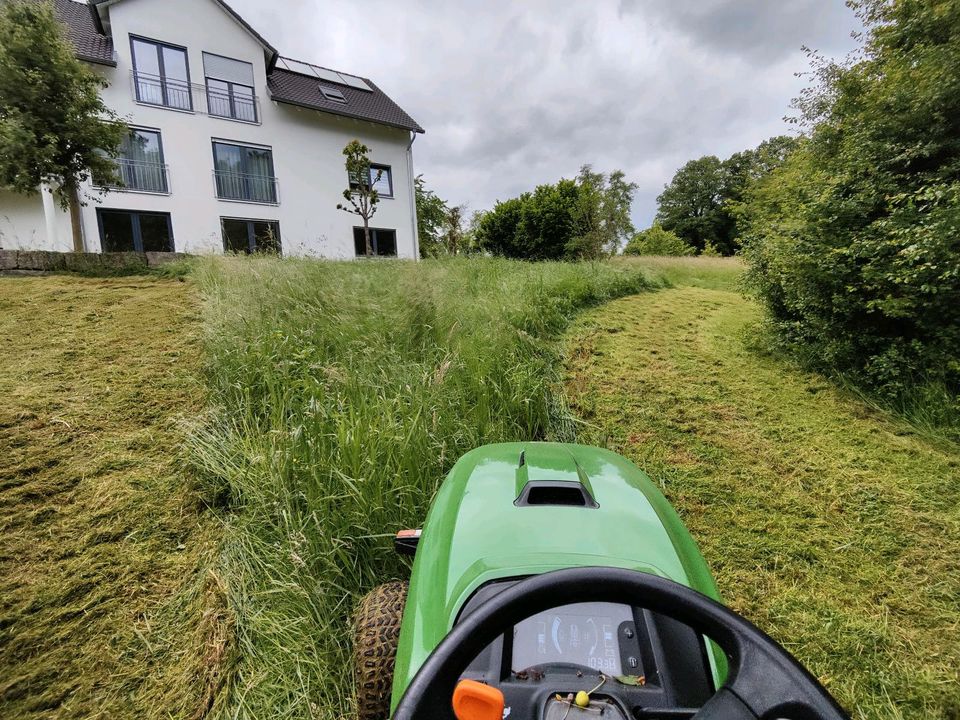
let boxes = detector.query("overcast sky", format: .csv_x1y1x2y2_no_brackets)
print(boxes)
234,0,861,228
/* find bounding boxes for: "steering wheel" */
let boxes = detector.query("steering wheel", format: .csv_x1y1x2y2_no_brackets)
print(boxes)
392,567,849,720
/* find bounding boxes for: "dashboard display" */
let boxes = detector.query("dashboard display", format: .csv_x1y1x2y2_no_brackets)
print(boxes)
511,602,633,675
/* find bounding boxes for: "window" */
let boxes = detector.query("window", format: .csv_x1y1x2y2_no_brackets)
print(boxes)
131,36,192,111
349,164,393,198
221,218,281,254
98,128,168,193
319,85,347,103
203,52,257,122
212,141,277,204
97,209,174,252
353,227,397,257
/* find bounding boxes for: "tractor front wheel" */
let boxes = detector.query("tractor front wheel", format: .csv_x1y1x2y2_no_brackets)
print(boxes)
353,580,408,720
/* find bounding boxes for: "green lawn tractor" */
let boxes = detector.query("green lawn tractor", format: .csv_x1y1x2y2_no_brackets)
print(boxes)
354,442,848,720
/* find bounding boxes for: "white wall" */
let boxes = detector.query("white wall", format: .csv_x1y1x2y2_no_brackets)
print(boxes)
0,190,72,251
0,0,418,258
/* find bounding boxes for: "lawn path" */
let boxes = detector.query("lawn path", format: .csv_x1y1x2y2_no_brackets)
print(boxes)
567,286,960,719
0,276,217,719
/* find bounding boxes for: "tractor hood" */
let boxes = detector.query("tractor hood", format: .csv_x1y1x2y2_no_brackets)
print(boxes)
391,442,721,703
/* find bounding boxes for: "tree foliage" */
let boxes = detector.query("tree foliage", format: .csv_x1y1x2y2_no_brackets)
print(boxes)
475,166,636,260
655,136,799,256
623,223,694,256
741,0,960,407
336,140,381,256
415,174,447,258
0,0,127,248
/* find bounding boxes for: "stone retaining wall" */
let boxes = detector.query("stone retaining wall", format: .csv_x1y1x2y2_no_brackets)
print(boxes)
0,250,188,275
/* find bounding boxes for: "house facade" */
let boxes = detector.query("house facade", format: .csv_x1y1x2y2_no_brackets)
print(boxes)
0,0,424,258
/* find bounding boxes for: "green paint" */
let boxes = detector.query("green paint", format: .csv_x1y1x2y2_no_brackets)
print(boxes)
391,441,725,710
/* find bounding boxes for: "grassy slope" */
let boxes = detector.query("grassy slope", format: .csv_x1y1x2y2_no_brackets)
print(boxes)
0,276,220,719
567,259,960,719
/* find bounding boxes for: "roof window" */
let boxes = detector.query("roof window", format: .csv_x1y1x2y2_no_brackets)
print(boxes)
319,85,347,103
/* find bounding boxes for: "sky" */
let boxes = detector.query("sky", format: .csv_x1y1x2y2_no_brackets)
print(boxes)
233,0,861,228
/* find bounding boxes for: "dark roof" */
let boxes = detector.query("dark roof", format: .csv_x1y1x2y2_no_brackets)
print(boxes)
54,0,424,133
53,0,115,66
268,68,424,134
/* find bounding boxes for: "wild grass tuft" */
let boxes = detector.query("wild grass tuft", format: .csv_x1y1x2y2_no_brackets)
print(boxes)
190,255,655,718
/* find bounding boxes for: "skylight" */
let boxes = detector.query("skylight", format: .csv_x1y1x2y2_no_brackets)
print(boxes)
319,85,347,103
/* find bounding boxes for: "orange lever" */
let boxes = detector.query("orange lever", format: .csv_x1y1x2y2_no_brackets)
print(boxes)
452,679,505,720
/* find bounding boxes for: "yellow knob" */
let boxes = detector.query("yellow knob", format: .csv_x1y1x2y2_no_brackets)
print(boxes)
575,691,590,707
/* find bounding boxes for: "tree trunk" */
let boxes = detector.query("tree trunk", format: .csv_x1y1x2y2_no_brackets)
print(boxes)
364,221,373,257
66,183,85,253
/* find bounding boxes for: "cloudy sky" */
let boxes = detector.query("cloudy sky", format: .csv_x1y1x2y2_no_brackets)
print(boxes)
234,0,860,228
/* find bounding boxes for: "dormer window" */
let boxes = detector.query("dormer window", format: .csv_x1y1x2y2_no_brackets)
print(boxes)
319,85,347,104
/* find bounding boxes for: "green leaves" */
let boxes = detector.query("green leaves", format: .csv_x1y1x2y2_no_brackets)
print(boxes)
0,1,127,206
741,0,960,408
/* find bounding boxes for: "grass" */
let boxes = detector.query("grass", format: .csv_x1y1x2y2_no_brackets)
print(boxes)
566,259,960,719
5,255,956,720
188,255,656,719
0,275,220,719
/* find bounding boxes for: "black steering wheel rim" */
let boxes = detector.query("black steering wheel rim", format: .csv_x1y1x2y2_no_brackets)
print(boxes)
392,567,849,720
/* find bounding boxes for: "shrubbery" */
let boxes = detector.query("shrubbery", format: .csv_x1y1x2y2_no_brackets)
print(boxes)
623,223,694,256
741,0,960,421
475,166,636,259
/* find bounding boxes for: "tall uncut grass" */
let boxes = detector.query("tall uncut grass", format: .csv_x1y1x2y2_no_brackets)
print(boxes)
190,256,655,719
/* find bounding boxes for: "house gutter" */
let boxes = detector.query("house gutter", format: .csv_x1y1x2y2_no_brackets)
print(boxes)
406,131,420,260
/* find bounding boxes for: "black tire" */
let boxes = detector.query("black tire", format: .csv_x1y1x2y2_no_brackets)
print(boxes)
354,580,409,720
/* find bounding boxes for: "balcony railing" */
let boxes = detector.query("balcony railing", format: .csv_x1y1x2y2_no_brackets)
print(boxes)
213,170,279,204
130,71,261,123
97,159,170,194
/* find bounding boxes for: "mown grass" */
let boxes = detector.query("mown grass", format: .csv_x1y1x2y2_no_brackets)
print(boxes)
566,265,960,719
0,276,220,719
189,256,656,719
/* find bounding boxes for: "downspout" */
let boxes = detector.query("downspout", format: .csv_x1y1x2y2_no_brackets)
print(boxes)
406,131,420,260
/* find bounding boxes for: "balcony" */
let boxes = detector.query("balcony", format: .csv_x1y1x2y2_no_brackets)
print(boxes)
98,159,170,194
213,170,279,205
130,71,261,124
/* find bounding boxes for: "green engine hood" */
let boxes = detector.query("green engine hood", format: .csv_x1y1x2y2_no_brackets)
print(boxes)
390,442,722,709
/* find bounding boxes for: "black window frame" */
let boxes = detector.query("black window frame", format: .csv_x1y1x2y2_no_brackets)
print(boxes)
353,226,398,257
130,35,193,111
211,140,278,204
203,52,258,123
206,78,257,123
96,208,175,253
99,126,169,194
348,164,393,198
220,217,281,254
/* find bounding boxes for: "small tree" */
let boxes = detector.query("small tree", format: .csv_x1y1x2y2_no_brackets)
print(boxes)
336,140,381,256
623,223,695,256
0,0,127,251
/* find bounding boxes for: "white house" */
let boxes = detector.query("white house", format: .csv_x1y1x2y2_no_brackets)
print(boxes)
0,0,424,258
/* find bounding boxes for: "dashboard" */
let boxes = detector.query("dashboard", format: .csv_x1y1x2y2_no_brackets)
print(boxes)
456,579,716,718
511,602,635,676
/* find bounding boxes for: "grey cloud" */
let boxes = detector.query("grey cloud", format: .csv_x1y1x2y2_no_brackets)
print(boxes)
233,0,859,228
622,0,858,62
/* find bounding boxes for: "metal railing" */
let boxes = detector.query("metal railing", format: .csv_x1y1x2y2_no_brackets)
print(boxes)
213,170,279,204
130,71,261,123
116,159,169,193
97,159,170,194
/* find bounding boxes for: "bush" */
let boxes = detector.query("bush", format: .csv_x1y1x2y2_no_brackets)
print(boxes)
741,0,960,414
623,223,695,256
190,256,655,718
